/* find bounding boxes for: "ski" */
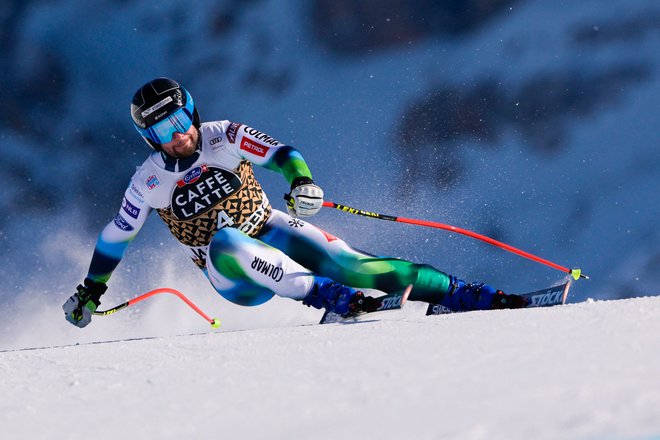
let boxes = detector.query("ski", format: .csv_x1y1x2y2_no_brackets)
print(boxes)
319,284,413,324
425,281,572,315
522,281,571,308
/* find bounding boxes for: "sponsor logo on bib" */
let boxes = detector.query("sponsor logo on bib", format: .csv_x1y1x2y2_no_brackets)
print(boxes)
177,165,209,188
171,166,242,219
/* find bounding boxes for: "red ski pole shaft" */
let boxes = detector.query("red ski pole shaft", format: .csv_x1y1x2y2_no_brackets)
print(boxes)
93,287,221,328
322,201,588,280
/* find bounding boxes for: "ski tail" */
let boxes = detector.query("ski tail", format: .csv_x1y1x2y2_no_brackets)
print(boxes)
320,284,412,324
425,303,454,316
426,280,571,316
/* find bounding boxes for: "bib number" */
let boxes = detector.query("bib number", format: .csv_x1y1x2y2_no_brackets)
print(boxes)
217,210,235,229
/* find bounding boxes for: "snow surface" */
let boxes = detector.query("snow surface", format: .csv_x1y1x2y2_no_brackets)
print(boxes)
2,295,659,440
1,1,659,438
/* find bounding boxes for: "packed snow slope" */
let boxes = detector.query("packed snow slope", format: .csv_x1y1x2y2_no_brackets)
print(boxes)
1,1,659,437
2,296,659,440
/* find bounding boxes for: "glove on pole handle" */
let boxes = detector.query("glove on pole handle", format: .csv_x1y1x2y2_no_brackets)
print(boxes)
322,201,589,280
93,288,221,328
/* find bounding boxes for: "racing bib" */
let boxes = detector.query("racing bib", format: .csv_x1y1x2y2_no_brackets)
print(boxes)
171,165,242,220
157,161,271,257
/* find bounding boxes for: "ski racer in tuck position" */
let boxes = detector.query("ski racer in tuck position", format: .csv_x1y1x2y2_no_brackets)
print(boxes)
63,77,528,328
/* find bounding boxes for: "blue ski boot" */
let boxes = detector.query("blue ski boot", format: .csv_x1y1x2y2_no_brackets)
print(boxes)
303,276,378,316
439,276,528,312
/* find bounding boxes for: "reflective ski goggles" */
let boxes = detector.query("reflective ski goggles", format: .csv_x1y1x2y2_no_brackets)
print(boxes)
135,106,194,145
134,88,196,145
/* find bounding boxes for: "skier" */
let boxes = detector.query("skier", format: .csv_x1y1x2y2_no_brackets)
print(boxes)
63,77,527,328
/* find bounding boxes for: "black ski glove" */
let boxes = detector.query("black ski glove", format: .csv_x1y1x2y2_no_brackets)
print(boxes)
62,278,107,328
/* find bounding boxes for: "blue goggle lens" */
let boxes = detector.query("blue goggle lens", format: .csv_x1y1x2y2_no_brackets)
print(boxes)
137,107,193,144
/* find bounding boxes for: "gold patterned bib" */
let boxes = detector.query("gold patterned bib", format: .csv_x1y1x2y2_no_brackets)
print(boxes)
156,160,271,252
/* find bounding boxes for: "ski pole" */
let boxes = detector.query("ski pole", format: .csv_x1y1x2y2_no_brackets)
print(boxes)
93,287,221,328
322,201,589,280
